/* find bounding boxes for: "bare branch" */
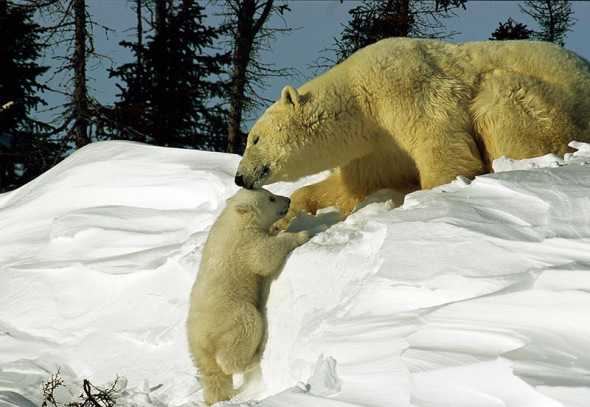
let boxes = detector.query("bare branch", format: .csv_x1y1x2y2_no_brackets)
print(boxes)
252,0,273,35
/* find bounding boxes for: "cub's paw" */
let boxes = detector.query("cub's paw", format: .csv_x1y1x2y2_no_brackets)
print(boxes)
296,230,311,245
271,216,292,234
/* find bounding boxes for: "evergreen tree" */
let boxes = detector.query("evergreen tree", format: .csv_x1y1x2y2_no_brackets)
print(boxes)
490,17,533,40
521,0,575,46
0,0,55,192
109,0,230,151
107,0,151,143
332,0,466,63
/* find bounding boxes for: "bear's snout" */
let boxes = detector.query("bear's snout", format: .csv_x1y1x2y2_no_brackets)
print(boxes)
235,173,245,187
234,164,271,189
260,164,270,177
234,172,254,189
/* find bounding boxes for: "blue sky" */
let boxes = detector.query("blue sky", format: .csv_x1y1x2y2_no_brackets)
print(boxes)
36,0,590,128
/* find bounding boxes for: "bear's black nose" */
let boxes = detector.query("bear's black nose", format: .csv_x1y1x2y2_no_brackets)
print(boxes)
235,174,244,187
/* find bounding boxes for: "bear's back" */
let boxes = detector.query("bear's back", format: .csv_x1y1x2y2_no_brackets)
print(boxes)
346,37,590,89
458,39,590,86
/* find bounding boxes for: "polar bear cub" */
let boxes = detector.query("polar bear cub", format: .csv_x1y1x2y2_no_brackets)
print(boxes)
187,188,310,405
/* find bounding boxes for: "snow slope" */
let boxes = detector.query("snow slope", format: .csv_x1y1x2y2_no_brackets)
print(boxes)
1,140,590,407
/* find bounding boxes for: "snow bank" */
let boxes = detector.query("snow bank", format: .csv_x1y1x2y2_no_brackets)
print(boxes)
0,141,242,407
1,140,590,407
247,143,590,407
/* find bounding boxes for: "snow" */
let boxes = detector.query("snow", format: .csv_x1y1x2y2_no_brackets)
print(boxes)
2,140,590,407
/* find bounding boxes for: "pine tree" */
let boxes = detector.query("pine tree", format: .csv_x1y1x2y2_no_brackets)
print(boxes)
520,0,575,46
107,0,150,143
490,17,533,41
0,0,55,192
331,0,466,63
109,0,230,150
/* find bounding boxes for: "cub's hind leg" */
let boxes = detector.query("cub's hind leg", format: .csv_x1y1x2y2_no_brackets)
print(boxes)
190,346,234,405
215,303,264,375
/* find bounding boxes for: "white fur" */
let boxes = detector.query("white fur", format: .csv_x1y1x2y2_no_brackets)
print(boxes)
186,188,309,405
236,38,590,226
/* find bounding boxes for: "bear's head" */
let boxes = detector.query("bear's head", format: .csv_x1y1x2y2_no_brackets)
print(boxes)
228,188,291,229
235,85,330,189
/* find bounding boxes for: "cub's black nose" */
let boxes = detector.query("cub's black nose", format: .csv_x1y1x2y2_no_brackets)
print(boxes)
235,174,244,187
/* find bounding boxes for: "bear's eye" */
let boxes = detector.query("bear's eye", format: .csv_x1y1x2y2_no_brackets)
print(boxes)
252,136,260,145
269,196,276,202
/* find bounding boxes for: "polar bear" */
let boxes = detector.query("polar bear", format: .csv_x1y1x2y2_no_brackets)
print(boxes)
187,188,309,405
234,38,590,225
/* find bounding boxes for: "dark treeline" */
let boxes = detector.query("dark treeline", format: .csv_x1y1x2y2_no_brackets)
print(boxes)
107,0,231,150
0,0,577,192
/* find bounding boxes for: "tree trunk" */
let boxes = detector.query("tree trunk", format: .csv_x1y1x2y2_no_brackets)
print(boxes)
546,0,556,43
227,0,255,154
152,0,167,145
72,0,89,148
226,0,273,154
136,0,143,87
398,0,410,37
0,0,7,95
0,0,7,190
0,0,10,118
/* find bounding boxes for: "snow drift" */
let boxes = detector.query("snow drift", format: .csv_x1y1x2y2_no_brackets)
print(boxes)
1,140,590,407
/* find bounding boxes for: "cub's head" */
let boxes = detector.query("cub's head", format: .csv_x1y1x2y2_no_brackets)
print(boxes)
235,85,314,189
228,188,290,229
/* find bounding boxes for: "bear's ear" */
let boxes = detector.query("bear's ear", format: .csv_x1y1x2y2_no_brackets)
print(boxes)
234,203,255,216
280,85,302,107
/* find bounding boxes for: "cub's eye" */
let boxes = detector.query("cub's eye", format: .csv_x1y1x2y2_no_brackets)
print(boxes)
252,136,260,145
269,196,276,202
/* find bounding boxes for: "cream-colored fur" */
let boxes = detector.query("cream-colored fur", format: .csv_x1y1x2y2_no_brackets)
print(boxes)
187,188,309,405
235,38,590,226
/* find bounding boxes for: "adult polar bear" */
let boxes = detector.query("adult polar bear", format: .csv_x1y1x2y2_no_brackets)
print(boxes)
235,38,590,223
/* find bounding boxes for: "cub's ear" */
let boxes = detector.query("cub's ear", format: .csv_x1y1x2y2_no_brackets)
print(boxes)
234,203,254,216
280,85,302,107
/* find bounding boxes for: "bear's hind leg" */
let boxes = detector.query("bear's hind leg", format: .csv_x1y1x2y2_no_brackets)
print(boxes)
190,346,234,405
471,69,579,162
412,126,486,189
216,303,264,375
